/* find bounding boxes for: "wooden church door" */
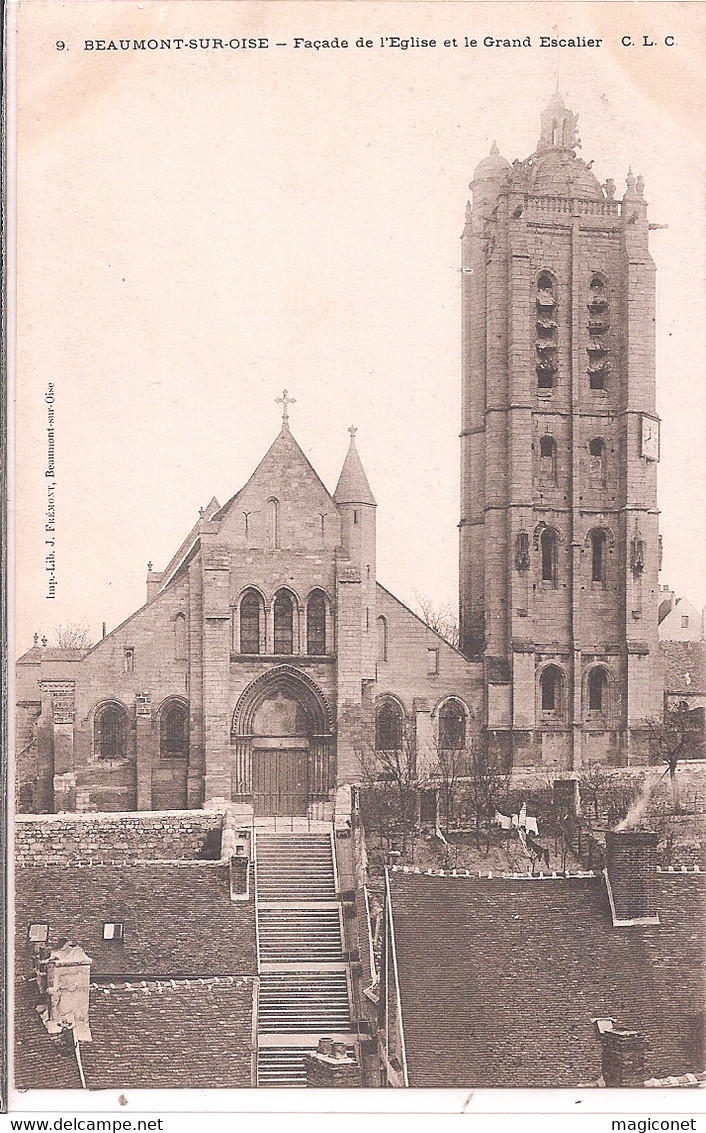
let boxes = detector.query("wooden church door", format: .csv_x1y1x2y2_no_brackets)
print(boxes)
252,747,308,816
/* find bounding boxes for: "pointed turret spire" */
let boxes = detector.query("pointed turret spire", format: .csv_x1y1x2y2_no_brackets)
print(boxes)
334,426,376,505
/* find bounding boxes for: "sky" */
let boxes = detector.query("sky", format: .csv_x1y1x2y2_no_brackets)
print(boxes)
12,0,706,654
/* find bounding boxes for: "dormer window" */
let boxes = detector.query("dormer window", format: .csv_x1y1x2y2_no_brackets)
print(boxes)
102,922,124,941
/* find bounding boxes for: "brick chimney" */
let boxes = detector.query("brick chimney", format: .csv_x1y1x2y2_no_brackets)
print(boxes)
305,1037,362,1087
604,831,659,926
596,1021,646,1087
35,941,93,1042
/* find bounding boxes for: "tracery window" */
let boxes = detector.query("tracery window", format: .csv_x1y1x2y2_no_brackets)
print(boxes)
274,590,294,654
95,703,128,760
439,701,466,749
307,591,326,655
376,702,403,751
160,701,189,759
240,590,261,654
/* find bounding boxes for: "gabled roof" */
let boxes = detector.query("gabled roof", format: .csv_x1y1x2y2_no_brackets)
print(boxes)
16,863,256,977
214,425,335,521
388,869,705,1088
15,975,254,1090
334,434,376,506
158,495,221,591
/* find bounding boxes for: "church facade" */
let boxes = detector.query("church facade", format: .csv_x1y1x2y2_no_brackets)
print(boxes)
16,401,482,816
16,95,664,816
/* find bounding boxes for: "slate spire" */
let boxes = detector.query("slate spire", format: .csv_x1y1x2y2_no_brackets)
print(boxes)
334,426,376,506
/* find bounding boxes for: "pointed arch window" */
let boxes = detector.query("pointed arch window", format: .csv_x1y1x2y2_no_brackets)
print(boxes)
439,701,466,750
240,590,261,654
267,498,280,549
274,590,294,655
95,703,128,760
588,668,607,712
591,530,607,585
377,615,388,662
589,438,606,485
539,435,557,484
376,702,403,752
160,701,189,759
540,666,563,715
540,527,558,586
307,591,326,656
174,613,187,661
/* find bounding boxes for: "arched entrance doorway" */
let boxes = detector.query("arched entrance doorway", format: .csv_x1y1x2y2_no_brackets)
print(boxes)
231,667,335,817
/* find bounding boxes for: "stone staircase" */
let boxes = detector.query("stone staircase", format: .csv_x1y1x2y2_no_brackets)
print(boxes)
254,829,356,1087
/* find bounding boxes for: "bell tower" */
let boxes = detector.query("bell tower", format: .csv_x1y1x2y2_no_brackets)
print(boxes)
459,95,662,770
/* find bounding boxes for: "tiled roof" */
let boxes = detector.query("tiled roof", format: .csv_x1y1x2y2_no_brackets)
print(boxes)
15,975,254,1090
15,863,256,977
388,870,705,1088
661,641,706,693
16,646,86,664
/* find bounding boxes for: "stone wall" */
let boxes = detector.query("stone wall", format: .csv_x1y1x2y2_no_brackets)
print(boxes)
15,810,223,865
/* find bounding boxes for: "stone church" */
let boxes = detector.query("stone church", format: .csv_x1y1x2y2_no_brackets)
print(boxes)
16,93,664,817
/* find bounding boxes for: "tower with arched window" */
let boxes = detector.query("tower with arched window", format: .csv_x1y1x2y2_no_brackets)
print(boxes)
460,92,662,769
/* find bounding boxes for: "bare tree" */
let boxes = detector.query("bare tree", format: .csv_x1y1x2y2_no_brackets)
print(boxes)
416,596,460,650
647,709,691,812
357,732,422,858
426,729,468,835
462,737,509,853
54,620,93,649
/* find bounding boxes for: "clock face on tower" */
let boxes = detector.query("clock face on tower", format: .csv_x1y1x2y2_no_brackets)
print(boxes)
641,414,660,461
